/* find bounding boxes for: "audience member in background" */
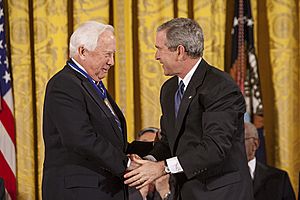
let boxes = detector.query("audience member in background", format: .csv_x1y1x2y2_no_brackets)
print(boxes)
244,122,296,200
129,127,172,200
137,127,161,142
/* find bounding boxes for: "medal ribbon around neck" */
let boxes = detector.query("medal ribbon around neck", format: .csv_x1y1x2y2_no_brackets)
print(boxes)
67,60,107,99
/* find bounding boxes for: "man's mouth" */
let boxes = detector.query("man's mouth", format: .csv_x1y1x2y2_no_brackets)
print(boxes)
102,68,109,73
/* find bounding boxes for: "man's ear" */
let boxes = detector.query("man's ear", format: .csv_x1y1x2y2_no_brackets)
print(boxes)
177,45,186,61
78,46,86,59
254,138,260,150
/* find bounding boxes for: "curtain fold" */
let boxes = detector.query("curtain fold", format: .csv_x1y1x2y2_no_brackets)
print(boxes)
266,0,300,193
194,0,226,70
137,0,173,129
177,0,188,18
5,0,300,199
113,0,135,141
32,1,69,198
8,1,36,199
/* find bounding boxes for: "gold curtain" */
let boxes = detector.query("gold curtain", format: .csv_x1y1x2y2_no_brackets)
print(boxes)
265,0,300,194
8,1,35,199
194,0,226,70
138,0,173,130
6,0,300,199
33,1,69,199
113,0,135,141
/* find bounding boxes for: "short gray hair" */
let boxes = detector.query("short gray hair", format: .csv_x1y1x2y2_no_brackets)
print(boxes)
157,18,204,58
69,21,114,57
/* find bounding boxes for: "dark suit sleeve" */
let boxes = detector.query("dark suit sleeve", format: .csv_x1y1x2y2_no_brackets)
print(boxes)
178,77,245,179
128,187,143,200
127,141,154,157
44,75,128,176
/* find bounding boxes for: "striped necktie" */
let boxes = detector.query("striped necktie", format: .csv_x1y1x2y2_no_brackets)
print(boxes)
174,80,185,118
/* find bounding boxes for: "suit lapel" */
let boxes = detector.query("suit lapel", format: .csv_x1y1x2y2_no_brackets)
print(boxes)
81,81,124,142
65,63,124,143
63,64,125,144
107,93,127,146
166,77,178,127
174,59,209,138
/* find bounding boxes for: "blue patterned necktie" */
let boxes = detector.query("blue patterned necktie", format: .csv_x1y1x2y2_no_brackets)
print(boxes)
97,81,107,99
174,80,185,118
97,82,123,134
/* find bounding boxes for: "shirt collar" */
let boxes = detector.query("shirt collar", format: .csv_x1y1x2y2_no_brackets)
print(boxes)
248,157,256,179
178,57,202,90
71,58,96,84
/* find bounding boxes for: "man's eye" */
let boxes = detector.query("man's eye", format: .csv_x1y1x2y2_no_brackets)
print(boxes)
105,53,114,57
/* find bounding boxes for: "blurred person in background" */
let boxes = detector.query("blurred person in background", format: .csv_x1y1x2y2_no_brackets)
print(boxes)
244,122,296,200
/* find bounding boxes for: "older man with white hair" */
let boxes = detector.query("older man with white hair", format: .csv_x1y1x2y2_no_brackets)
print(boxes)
42,21,143,200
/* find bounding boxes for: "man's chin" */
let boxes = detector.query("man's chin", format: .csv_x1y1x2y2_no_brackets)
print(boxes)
97,73,107,80
162,67,172,76
163,71,171,76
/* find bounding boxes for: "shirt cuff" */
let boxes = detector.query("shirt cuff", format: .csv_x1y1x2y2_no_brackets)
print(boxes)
127,157,131,168
166,157,183,174
143,155,157,161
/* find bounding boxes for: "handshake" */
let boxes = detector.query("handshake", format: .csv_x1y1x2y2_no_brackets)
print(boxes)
124,154,171,199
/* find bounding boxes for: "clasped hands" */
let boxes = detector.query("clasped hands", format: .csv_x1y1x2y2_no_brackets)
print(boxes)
125,154,166,189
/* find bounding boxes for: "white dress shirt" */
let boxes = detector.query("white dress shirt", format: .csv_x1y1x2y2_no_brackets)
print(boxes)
248,157,256,179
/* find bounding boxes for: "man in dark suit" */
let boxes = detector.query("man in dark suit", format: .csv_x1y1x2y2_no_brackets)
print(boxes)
124,18,253,200
244,122,296,200
42,21,145,200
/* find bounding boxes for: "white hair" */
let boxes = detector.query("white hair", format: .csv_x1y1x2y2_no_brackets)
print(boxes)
69,21,114,57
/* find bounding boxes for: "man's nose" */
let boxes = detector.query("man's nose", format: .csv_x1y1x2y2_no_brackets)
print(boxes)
107,54,114,66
